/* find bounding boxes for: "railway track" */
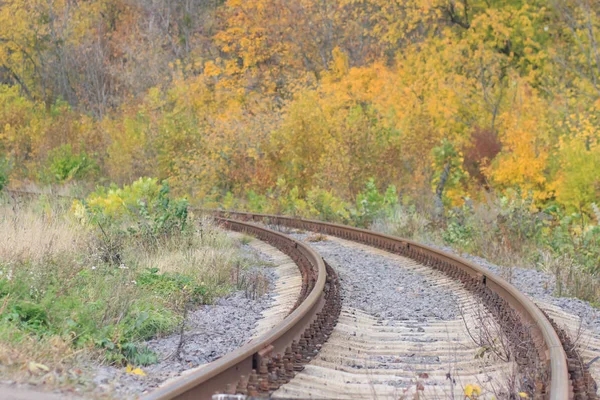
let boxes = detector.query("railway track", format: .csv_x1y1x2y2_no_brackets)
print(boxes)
139,210,598,400
2,190,595,399
144,217,342,400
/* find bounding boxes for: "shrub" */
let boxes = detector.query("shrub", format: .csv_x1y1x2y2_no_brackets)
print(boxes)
246,190,270,213
352,178,398,226
0,157,9,190
273,180,308,216
306,187,350,222
45,144,98,183
544,208,600,275
442,207,474,250
76,177,189,245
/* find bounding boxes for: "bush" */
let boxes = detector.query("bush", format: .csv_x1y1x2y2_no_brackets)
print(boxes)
230,178,398,227
352,178,398,227
46,145,96,182
442,207,474,249
272,179,308,216
543,208,600,275
45,144,98,183
75,177,189,245
0,157,9,190
306,187,350,222
246,190,270,213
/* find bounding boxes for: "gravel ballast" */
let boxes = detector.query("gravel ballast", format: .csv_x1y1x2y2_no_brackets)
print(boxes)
93,242,278,398
435,245,600,332
289,233,460,322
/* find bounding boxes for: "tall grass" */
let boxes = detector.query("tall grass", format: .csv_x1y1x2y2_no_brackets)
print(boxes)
218,178,599,303
0,192,249,387
372,195,600,303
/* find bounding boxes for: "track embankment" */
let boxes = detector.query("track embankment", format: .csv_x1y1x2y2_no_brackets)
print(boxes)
143,217,342,400
204,211,582,399
3,189,591,400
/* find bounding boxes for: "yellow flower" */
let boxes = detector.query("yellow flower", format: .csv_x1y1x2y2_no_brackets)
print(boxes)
464,384,482,398
125,364,146,376
518,393,528,398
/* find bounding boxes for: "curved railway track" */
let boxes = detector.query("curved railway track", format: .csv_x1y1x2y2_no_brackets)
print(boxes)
2,190,595,399
144,217,342,400
139,210,597,400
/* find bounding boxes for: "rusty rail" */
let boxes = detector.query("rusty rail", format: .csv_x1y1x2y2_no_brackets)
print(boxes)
144,217,341,400
207,210,573,400
3,188,576,399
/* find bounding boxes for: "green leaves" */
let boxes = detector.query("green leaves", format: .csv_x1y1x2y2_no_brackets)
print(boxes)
46,144,98,183
354,178,398,227
0,156,10,191
137,268,209,305
78,178,189,246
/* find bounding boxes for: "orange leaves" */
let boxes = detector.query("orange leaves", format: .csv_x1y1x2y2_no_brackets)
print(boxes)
203,61,222,78
1,0,598,215
485,81,551,201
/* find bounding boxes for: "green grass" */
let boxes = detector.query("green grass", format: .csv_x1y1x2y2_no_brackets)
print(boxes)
0,187,250,386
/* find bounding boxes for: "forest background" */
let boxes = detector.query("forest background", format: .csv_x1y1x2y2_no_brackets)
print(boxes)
1,0,599,298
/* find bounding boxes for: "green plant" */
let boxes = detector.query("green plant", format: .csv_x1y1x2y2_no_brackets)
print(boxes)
5,301,49,333
352,178,398,227
275,180,307,216
0,156,9,190
442,207,474,250
121,343,158,366
306,187,350,222
45,144,98,183
77,178,189,246
137,268,209,304
0,192,246,379
431,139,466,207
544,208,600,275
246,190,270,213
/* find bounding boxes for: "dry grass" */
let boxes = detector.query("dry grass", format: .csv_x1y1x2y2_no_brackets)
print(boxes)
0,331,93,388
306,232,328,242
0,195,256,391
137,216,239,281
371,205,432,244
537,251,600,301
0,203,87,264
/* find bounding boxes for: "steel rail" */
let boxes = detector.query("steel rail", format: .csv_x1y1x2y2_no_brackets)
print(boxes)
209,210,573,400
2,189,575,398
144,217,341,400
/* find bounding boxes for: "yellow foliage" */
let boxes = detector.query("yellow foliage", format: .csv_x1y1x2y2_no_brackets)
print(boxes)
485,82,551,201
0,0,598,213
554,121,600,211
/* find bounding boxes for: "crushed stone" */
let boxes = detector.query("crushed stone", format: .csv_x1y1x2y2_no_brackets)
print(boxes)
434,244,600,332
289,233,460,322
92,242,278,398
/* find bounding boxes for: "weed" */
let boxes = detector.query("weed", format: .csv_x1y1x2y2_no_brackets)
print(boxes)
45,144,98,183
0,188,246,386
306,232,328,242
239,234,253,245
0,156,9,191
